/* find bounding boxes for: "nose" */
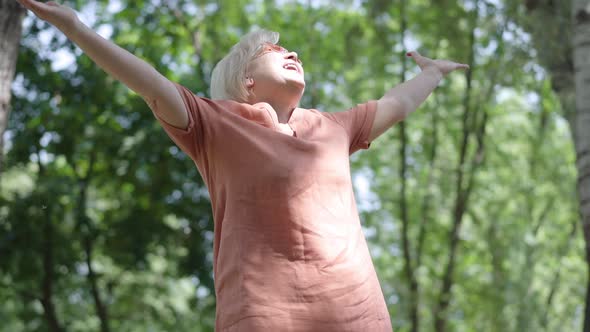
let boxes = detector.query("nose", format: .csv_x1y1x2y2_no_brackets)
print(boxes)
286,51,301,64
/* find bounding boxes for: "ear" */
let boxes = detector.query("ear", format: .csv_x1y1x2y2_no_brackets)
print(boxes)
245,76,255,89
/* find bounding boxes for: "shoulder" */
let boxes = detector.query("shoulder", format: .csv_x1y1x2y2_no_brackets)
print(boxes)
297,107,329,119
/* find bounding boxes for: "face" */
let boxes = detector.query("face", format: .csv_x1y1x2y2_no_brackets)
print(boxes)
246,43,306,96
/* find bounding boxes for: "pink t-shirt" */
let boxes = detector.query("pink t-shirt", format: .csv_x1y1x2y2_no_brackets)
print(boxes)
153,83,392,331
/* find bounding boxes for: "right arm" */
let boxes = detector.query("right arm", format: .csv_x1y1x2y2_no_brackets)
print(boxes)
17,0,188,129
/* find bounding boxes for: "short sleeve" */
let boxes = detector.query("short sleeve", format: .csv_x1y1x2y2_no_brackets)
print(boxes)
151,83,205,161
322,100,378,154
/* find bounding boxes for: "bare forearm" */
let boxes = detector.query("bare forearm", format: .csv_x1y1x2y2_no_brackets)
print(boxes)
18,0,188,128
63,20,168,99
381,67,442,116
369,51,468,141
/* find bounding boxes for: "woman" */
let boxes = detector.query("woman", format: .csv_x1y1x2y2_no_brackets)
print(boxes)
16,0,469,331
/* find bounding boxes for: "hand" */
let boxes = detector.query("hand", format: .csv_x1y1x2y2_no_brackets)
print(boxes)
406,51,470,77
16,0,79,32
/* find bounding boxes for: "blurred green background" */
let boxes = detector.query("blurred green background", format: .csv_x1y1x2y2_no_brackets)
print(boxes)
1,0,588,331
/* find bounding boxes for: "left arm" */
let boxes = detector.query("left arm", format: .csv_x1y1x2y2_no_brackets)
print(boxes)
369,52,469,141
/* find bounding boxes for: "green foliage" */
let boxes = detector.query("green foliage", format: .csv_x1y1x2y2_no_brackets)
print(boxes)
1,0,582,331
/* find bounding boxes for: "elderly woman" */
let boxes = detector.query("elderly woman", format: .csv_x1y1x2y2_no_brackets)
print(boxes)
17,0,468,331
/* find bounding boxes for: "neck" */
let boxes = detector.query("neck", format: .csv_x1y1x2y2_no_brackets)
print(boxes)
269,99,298,123
249,91,302,123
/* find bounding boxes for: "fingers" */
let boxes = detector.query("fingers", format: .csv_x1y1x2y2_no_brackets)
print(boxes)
406,51,431,68
15,0,29,9
406,51,427,67
406,50,470,73
17,0,64,23
16,0,45,13
16,0,37,9
406,51,423,59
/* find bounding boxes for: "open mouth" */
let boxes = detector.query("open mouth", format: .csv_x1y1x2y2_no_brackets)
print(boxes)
283,63,299,73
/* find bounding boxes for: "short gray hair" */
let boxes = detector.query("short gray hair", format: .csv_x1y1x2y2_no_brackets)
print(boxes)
210,29,279,102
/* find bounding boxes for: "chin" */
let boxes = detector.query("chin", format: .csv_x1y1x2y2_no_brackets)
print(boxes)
293,82,306,95
292,77,306,89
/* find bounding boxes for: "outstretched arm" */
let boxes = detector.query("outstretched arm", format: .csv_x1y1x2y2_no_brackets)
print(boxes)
17,0,188,129
369,52,469,141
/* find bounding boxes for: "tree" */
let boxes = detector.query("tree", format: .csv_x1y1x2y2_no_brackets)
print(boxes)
0,0,25,178
3,0,585,331
520,1,590,330
572,1,590,330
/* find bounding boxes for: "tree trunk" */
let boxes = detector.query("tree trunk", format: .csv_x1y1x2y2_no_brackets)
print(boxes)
518,0,590,330
37,150,65,332
541,218,578,330
75,152,110,332
0,0,25,179
433,9,478,331
84,234,110,332
41,204,64,332
397,1,419,332
573,2,590,331
517,103,553,331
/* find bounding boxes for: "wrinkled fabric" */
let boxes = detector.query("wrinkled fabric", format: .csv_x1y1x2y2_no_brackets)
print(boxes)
152,83,392,332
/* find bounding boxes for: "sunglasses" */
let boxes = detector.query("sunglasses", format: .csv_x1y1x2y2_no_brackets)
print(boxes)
254,43,303,65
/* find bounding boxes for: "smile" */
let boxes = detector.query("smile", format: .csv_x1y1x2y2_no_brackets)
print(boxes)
283,63,300,73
